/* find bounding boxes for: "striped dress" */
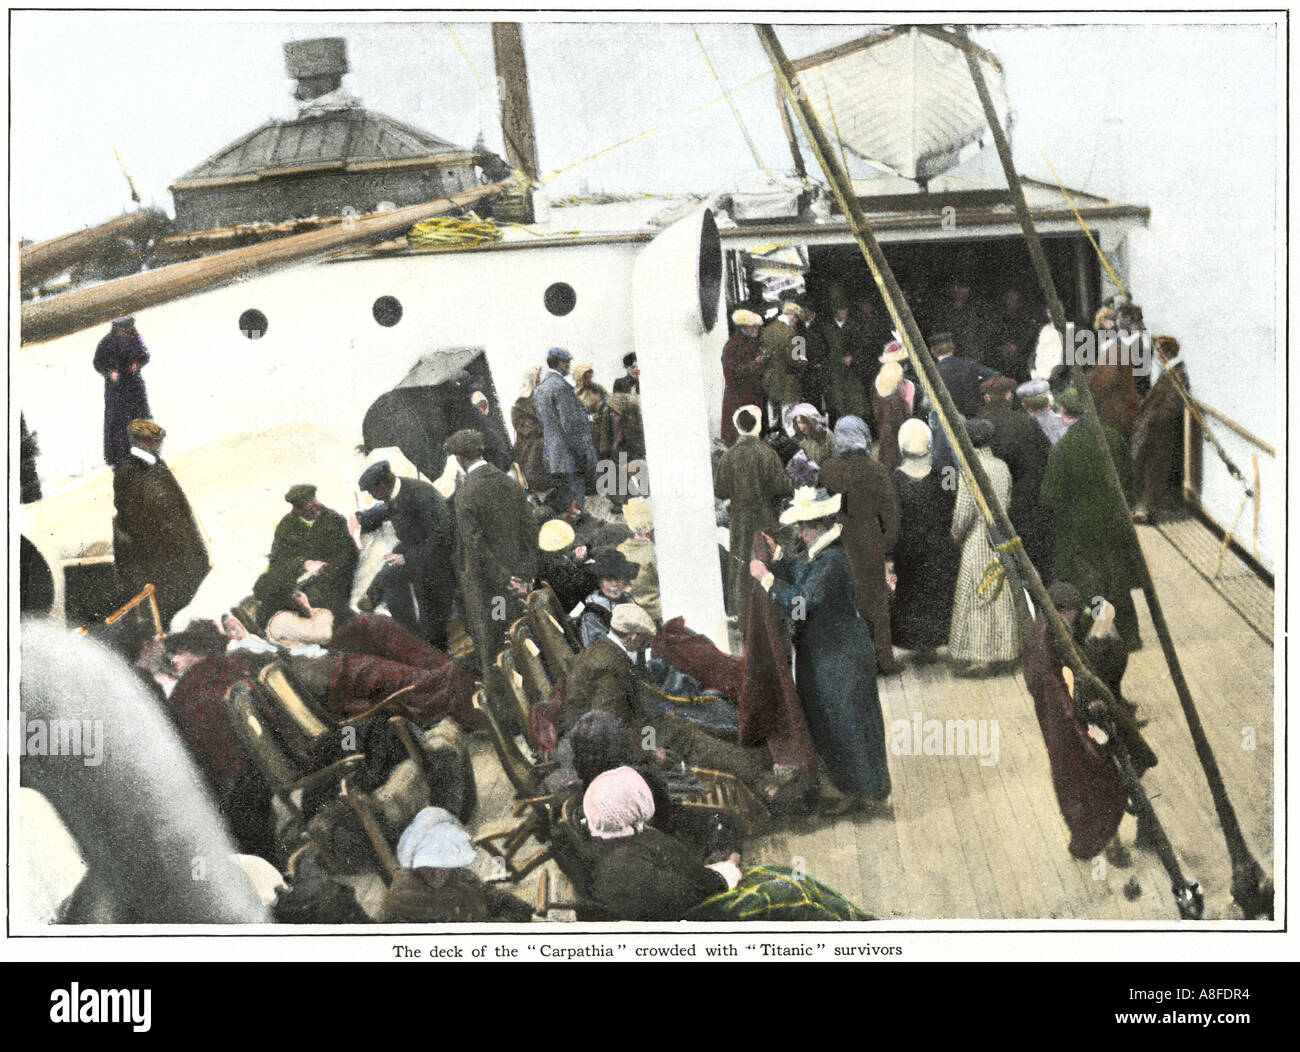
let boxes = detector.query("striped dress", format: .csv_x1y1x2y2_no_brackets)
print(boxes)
948,448,1022,664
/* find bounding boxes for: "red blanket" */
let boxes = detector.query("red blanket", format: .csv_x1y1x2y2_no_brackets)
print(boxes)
1022,618,1127,858
331,614,447,669
738,534,818,776
328,653,482,732
651,617,744,700
168,652,267,795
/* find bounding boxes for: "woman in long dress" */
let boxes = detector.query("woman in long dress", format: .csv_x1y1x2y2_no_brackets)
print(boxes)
948,418,1022,675
510,366,547,493
750,487,891,811
890,420,959,656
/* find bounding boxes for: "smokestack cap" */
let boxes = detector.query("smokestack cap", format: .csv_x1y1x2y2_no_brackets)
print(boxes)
284,38,349,101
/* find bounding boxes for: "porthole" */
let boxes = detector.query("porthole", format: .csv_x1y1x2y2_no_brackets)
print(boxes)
238,308,268,340
544,281,577,317
373,295,403,327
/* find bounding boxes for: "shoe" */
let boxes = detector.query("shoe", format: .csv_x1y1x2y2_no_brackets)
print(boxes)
953,662,993,678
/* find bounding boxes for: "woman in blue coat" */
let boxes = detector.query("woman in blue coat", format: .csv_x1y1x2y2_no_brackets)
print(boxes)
750,487,892,811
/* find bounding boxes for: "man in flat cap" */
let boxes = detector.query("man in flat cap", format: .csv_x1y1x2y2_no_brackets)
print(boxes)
252,484,358,626
533,347,599,509
94,316,152,466
979,374,1052,580
112,418,211,631
444,428,539,671
355,459,455,650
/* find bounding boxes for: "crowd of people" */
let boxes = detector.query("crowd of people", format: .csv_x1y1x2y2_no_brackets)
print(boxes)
33,290,1190,922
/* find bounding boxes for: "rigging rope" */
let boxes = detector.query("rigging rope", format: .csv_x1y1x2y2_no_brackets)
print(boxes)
692,26,772,180
539,70,773,185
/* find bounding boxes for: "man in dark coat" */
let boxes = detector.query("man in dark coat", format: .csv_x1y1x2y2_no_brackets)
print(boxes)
253,484,358,623
978,376,1053,580
1040,392,1143,648
94,317,151,466
988,288,1040,381
445,429,540,672
928,277,996,366
933,332,1003,418
112,419,211,631
356,459,455,650
533,347,599,508
562,605,772,786
713,406,793,616
612,352,640,395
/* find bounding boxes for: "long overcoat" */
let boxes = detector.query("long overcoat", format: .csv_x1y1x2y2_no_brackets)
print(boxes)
112,452,211,628
819,451,901,665
766,538,891,799
534,371,598,476
713,436,792,616
1040,420,1142,647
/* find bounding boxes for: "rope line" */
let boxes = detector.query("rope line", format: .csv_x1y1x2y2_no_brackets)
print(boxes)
693,26,772,180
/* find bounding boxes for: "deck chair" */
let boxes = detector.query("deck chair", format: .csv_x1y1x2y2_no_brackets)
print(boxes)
508,618,554,709
253,660,340,767
678,767,770,838
525,586,579,680
493,648,534,735
471,686,561,883
223,679,364,870
308,715,476,876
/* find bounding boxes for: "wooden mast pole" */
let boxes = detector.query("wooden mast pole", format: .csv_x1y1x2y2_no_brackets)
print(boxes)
774,81,808,181
955,25,1270,919
20,182,510,346
490,22,540,183
756,23,1205,919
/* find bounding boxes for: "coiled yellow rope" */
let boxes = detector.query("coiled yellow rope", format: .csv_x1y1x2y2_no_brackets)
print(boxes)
407,212,504,249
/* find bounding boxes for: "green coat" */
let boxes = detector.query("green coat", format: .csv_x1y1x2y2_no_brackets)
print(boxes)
1040,421,1142,646
253,507,358,617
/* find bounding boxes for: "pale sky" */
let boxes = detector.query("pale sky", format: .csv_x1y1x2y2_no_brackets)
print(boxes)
10,11,1284,562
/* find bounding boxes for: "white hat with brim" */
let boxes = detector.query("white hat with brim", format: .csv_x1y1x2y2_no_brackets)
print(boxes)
732,308,763,328
779,486,842,525
781,301,807,320
733,405,763,438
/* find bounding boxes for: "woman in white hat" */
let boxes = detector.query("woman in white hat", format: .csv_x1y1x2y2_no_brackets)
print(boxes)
721,308,766,445
749,487,891,810
890,419,959,658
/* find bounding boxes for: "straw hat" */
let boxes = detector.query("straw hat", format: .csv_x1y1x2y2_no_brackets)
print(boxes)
879,340,907,363
622,497,653,533
732,308,763,328
538,519,575,553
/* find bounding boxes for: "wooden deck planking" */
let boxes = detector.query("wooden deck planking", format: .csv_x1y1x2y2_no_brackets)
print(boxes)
461,517,1273,923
